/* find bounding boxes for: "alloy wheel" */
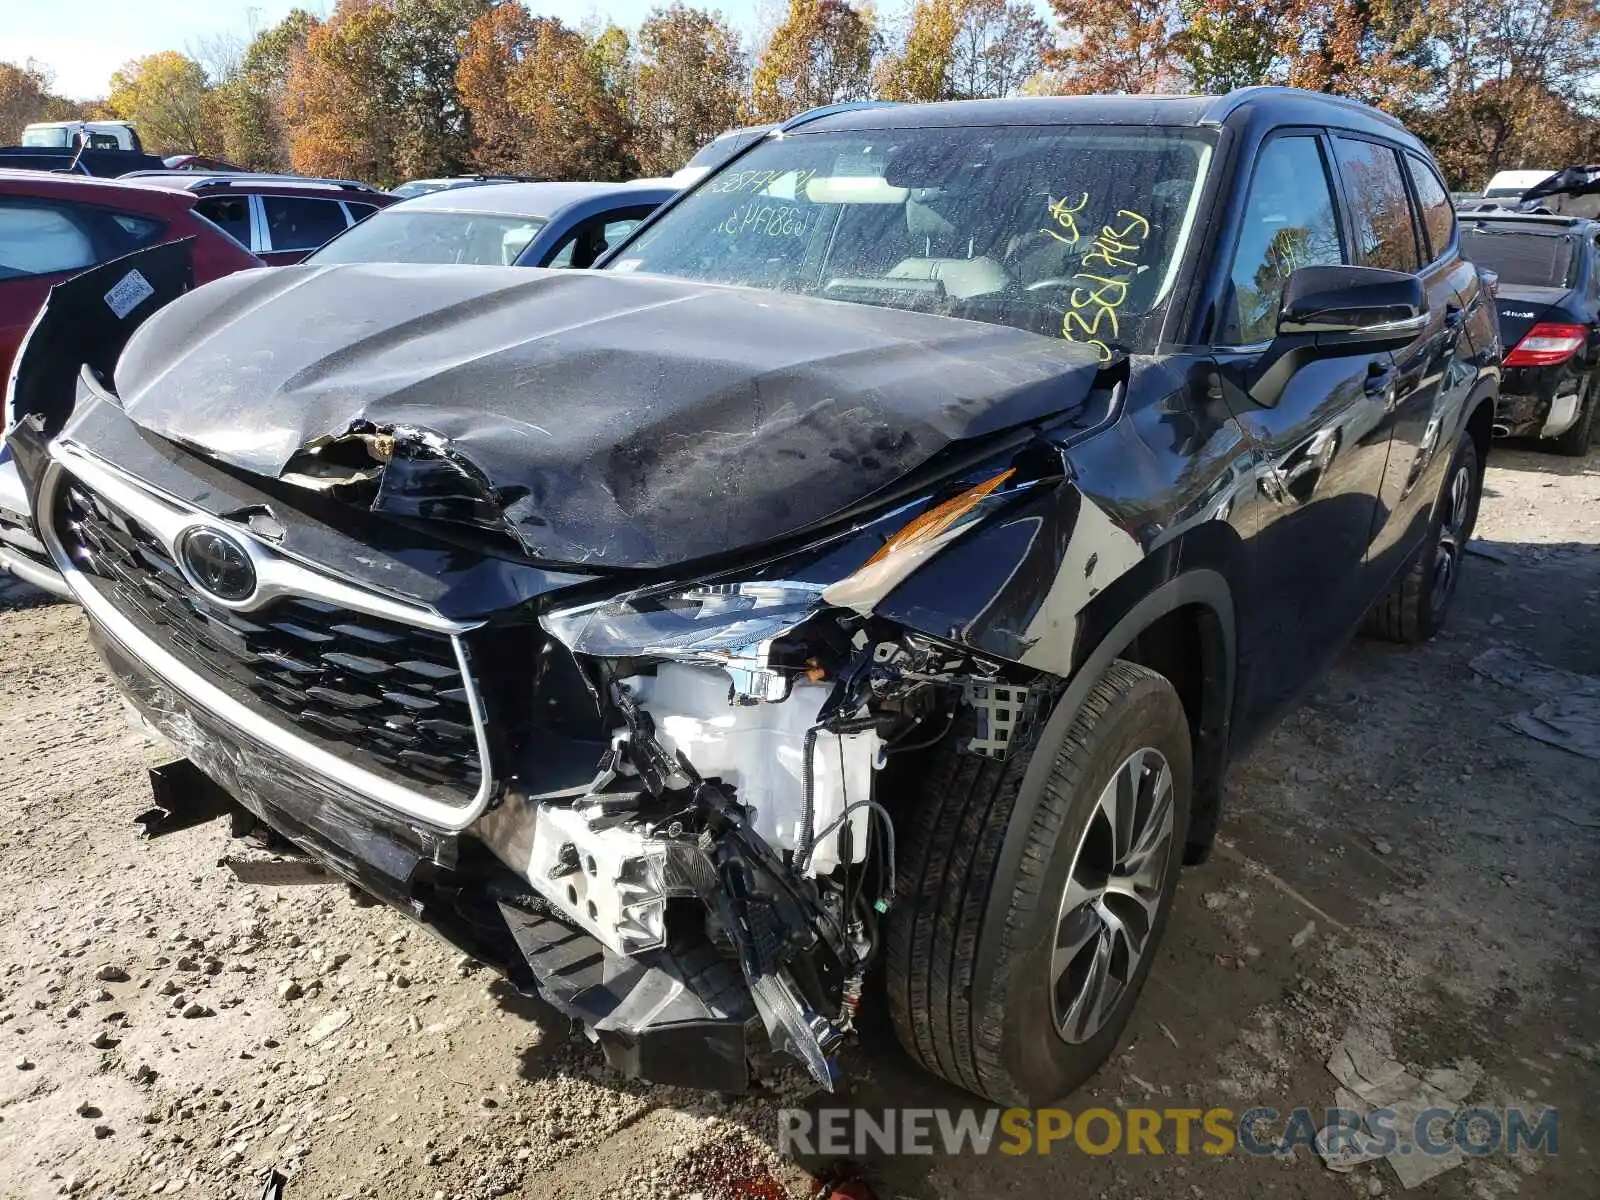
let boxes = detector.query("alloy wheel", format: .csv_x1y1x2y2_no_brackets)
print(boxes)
1429,462,1474,619
1051,746,1176,1044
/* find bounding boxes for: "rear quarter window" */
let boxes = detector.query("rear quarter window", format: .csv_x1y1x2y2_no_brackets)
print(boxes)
1404,153,1455,264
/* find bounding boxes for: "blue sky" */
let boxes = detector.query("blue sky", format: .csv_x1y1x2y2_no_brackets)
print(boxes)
1,0,774,100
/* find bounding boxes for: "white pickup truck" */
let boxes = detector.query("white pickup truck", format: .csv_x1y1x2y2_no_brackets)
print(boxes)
19,121,142,152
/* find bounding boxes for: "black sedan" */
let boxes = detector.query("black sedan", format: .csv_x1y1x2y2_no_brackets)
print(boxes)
1459,211,1599,454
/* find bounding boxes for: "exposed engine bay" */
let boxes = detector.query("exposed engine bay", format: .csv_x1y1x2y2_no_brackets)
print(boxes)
472,593,1049,1088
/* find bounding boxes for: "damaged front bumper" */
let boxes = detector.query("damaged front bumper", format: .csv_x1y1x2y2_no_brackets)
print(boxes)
35,367,1107,1093
98,618,759,1091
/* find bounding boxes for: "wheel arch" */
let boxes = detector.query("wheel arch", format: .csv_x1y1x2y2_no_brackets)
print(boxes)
968,565,1236,1025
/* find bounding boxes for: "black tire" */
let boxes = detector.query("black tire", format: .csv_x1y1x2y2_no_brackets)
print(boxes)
1363,435,1481,644
885,660,1191,1105
1551,375,1597,457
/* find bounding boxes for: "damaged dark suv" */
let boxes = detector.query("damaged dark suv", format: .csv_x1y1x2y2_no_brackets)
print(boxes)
8,88,1499,1105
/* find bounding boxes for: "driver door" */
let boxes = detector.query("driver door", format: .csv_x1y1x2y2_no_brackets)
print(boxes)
1209,131,1398,736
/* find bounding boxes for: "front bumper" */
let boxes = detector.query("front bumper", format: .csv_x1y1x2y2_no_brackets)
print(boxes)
89,616,755,1092
0,455,68,600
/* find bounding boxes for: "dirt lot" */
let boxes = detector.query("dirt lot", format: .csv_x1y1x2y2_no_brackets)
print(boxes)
1,442,1596,1200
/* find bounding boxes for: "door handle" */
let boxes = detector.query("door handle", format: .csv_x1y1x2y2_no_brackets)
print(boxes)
1364,362,1396,396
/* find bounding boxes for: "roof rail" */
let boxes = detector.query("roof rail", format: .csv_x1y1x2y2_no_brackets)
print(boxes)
777,101,900,133
190,173,382,193
115,171,382,193
1201,86,1408,132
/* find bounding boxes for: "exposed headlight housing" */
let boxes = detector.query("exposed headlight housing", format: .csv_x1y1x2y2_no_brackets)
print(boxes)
541,581,826,701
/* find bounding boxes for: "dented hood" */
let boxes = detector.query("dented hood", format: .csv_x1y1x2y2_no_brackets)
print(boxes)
113,264,1105,568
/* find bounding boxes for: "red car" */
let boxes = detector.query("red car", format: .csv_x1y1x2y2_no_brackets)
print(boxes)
0,169,262,384
122,173,397,265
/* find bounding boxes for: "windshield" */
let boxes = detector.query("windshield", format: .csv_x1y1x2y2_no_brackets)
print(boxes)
307,209,545,266
613,125,1214,359
21,127,71,147
1461,226,1578,288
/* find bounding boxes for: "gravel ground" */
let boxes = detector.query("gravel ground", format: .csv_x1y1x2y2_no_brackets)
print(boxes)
0,442,1595,1200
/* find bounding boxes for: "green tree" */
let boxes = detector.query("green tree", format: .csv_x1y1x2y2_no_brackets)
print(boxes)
108,51,218,153
950,0,1047,97
1177,0,1285,91
387,0,491,179
749,0,878,121
634,5,746,176
877,0,960,101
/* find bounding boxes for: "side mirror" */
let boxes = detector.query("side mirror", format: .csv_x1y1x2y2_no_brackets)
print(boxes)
1277,264,1427,345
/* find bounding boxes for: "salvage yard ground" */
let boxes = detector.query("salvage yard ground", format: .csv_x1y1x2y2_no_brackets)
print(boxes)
1,443,1596,1200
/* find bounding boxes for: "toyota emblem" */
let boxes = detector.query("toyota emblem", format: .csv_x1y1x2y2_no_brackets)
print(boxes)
179,527,257,602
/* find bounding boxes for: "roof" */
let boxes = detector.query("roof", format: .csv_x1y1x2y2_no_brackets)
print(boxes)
0,168,196,210
788,87,1413,143
392,179,675,217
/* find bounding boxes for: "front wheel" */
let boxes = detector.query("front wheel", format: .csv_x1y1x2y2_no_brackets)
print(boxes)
1364,434,1481,644
886,660,1191,1105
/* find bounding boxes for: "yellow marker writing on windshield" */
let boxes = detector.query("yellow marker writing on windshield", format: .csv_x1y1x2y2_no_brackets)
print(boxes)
1042,193,1089,245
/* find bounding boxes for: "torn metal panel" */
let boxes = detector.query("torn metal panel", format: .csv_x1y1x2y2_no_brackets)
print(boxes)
110,264,1107,567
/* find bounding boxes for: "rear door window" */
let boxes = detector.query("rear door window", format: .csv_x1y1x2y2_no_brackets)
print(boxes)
262,196,350,252
1332,138,1420,272
196,197,252,248
0,201,97,279
1404,153,1455,265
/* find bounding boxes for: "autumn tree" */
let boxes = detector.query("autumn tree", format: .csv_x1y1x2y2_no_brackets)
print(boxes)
0,60,75,143
749,0,878,121
108,52,219,153
1406,0,1600,185
211,9,318,170
285,0,400,183
457,4,635,180
1041,0,1184,93
633,5,746,176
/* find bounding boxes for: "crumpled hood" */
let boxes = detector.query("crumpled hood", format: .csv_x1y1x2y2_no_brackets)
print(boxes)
113,264,1105,568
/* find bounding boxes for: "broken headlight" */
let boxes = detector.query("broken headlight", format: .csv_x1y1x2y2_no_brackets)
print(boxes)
541,581,825,658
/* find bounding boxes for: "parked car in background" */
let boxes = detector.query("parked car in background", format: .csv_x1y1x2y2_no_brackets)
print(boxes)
0,146,168,177
1460,210,1599,453
7,87,1499,1105
1483,169,1555,199
669,123,774,186
21,120,142,152
120,173,396,264
389,175,537,199
0,170,262,596
162,154,244,173
306,180,675,268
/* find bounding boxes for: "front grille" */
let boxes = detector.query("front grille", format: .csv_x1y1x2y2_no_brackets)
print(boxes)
56,478,483,802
